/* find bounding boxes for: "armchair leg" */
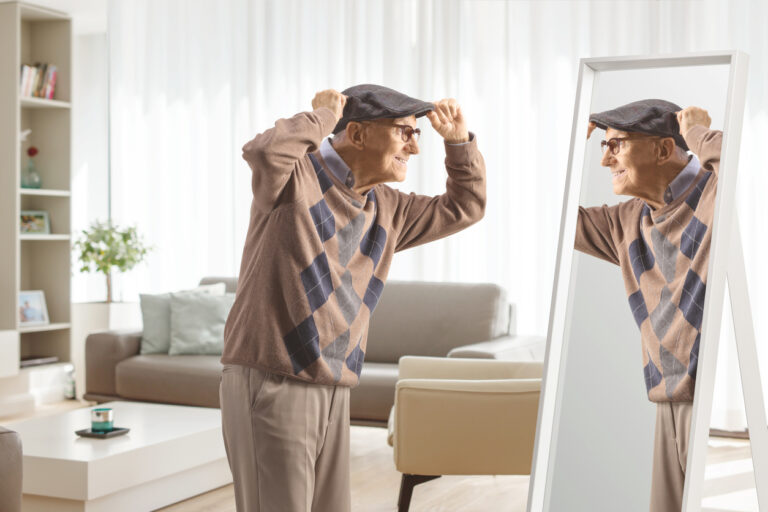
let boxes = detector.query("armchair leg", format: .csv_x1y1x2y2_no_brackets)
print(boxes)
398,474,441,512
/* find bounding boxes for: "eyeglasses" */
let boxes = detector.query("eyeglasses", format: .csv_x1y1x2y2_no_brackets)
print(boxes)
600,134,659,155
390,123,421,143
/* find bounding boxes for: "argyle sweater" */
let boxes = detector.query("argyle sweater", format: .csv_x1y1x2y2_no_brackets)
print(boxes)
221,107,486,387
575,125,721,402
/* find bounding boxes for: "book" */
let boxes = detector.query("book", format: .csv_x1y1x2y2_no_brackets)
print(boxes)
19,62,58,99
20,355,59,368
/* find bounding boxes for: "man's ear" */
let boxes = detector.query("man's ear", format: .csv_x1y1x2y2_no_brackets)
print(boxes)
656,137,676,163
345,122,367,150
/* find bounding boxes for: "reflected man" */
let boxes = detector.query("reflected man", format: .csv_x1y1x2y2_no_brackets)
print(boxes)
578,100,721,512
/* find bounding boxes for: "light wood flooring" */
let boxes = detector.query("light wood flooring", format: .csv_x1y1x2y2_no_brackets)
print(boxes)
4,401,759,511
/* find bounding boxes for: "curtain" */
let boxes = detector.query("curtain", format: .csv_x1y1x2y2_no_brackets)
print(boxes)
106,0,768,430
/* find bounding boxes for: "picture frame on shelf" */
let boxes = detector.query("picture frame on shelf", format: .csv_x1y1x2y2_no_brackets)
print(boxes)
20,210,50,234
19,290,50,326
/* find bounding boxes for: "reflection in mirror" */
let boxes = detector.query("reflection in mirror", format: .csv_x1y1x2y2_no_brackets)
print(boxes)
545,63,729,512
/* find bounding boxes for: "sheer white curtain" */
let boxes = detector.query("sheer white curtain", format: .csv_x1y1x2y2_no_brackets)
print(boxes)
107,0,768,429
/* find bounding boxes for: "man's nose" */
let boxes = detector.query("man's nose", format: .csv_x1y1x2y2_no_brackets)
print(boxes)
407,138,419,155
600,148,614,167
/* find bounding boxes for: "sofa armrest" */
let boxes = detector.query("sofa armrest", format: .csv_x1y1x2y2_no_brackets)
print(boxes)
0,427,22,512
447,335,545,361
398,356,543,380
393,379,540,475
85,330,142,397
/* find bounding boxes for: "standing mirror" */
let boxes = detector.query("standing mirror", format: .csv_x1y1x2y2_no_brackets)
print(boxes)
527,52,750,512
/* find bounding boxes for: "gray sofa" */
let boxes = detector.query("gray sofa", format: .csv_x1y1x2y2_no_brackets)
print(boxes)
0,426,22,512
84,278,545,425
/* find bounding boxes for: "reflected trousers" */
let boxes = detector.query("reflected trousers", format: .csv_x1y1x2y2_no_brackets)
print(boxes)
220,364,351,512
650,401,693,512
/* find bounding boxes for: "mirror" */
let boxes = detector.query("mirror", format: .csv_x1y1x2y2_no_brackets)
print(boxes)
528,53,749,512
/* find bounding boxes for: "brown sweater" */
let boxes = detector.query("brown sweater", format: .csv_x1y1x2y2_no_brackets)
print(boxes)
576,125,721,402
221,107,486,387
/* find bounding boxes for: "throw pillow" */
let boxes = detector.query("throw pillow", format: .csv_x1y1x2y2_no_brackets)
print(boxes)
168,292,236,355
139,283,226,354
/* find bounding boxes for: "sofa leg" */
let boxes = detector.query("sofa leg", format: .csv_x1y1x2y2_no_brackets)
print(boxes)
398,473,441,512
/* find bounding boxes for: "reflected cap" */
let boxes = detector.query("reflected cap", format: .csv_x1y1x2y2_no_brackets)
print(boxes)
589,99,689,151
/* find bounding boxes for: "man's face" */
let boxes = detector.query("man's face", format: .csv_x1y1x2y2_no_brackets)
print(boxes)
600,127,662,198
359,115,420,183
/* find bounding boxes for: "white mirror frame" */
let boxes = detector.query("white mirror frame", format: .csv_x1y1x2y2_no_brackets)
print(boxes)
527,51,753,512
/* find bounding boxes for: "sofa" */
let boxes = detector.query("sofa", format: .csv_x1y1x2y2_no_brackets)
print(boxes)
84,278,545,425
0,426,23,512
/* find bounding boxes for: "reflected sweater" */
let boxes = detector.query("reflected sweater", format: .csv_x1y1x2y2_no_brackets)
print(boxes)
221,107,486,387
575,125,722,402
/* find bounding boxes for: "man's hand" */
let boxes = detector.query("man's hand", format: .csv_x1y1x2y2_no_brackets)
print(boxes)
312,90,346,123
426,98,469,144
587,121,597,139
677,106,711,136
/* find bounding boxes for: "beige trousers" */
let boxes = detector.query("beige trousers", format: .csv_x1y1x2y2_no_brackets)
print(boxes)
220,364,351,512
650,401,693,512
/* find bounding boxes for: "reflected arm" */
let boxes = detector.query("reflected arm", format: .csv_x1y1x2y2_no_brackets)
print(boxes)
575,205,622,265
683,125,722,175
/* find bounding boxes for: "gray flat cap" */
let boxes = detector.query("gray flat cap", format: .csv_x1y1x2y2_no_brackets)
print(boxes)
590,99,689,151
332,84,434,135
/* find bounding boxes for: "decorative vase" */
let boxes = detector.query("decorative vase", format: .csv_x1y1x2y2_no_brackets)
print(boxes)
21,158,42,189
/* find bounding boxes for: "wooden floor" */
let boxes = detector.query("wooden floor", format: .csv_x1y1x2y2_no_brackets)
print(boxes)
4,401,758,511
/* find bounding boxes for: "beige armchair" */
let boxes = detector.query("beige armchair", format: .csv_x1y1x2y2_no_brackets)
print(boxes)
387,357,543,512
0,426,23,512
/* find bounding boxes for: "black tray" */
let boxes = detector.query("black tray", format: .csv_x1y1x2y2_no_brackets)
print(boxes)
75,427,130,439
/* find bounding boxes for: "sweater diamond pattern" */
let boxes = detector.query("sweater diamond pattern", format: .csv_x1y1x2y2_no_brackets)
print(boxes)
679,269,706,331
309,199,335,242
284,315,321,375
628,289,649,328
308,153,334,193
650,286,677,341
322,330,350,382
685,171,712,211
644,353,663,391
660,344,686,399
680,216,707,260
688,333,700,379
360,223,387,269
337,213,366,267
301,253,334,312
363,275,385,312
345,342,365,377
651,228,678,283
629,237,656,282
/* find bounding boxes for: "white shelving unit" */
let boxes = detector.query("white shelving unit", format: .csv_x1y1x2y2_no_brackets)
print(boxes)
0,2,72,396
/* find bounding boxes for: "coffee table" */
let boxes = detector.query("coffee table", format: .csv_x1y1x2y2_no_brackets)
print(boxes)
8,401,232,511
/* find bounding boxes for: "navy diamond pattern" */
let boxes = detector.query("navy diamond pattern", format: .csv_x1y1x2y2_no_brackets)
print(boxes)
679,269,706,330
345,342,365,377
283,315,321,374
308,153,334,193
301,253,334,312
644,352,663,392
685,172,712,211
629,237,655,282
360,223,387,269
680,216,707,260
628,289,649,328
309,199,335,242
363,275,385,312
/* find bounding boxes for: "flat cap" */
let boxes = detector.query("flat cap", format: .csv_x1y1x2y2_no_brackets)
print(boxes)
590,99,689,151
333,84,434,135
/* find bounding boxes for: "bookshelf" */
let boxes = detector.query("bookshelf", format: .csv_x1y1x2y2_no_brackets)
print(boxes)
0,1,72,382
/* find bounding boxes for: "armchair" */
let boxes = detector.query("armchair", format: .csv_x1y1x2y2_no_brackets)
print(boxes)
0,426,22,512
388,356,543,512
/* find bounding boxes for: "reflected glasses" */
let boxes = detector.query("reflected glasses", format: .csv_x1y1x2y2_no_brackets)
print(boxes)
390,123,421,143
600,134,659,155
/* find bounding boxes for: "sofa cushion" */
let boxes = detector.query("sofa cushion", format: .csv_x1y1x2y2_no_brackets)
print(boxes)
350,362,399,422
116,355,222,408
140,283,226,354
365,281,511,363
169,293,235,355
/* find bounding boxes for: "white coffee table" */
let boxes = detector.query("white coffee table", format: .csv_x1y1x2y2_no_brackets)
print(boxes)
8,401,232,511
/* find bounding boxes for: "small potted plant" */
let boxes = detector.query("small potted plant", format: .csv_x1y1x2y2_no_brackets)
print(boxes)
74,220,151,303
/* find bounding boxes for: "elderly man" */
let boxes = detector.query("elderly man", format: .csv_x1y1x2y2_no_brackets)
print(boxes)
579,100,720,511
219,84,485,512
